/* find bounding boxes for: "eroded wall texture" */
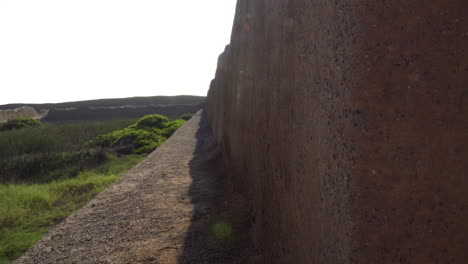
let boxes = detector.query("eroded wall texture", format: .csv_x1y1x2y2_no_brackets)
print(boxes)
206,0,468,263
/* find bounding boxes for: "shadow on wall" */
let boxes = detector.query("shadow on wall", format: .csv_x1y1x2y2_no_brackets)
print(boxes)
178,112,254,264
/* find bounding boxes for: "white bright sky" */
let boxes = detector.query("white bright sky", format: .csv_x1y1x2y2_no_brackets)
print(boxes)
0,0,236,104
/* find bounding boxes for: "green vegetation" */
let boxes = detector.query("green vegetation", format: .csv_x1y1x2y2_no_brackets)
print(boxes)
212,220,233,240
0,119,135,183
0,154,144,263
88,114,186,154
0,114,187,263
0,118,41,132
0,119,135,157
179,113,192,121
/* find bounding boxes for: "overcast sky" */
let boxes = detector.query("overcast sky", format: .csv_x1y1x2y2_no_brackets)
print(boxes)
0,0,236,104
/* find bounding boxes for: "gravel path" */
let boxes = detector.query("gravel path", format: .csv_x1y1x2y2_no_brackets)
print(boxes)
15,111,252,264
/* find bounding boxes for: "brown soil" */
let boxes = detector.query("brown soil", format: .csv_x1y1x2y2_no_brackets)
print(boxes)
15,111,254,264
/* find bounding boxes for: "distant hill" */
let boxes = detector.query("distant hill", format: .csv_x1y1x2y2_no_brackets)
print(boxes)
0,95,205,110
0,95,205,122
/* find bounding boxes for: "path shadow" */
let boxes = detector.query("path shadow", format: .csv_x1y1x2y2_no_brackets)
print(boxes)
178,111,252,264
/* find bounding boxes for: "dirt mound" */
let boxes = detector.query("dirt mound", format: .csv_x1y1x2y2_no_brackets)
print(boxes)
0,106,45,123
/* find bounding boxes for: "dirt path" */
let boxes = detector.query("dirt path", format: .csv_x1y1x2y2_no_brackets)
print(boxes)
15,111,252,264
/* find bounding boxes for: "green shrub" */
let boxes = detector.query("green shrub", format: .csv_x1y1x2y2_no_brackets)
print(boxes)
90,127,163,153
162,119,186,138
131,114,169,130
179,113,192,121
0,118,41,132
88,115,185,154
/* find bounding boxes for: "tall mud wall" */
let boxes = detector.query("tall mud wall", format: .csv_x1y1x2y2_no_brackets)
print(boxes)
206,0,468,263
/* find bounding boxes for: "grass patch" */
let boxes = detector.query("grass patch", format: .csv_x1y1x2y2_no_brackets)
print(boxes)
0,154,144,263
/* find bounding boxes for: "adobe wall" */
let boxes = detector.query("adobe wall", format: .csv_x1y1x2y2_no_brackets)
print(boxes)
206,0,468,263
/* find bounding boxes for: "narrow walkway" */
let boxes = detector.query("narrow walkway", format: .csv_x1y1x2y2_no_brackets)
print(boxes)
15,112,251,264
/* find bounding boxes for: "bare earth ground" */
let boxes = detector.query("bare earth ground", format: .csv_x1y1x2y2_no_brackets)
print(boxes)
15,111,254,264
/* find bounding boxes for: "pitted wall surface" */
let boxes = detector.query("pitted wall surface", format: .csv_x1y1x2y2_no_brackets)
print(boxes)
206,0,468,263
